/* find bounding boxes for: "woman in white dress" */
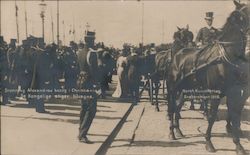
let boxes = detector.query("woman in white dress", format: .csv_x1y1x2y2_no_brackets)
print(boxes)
112,50,128,98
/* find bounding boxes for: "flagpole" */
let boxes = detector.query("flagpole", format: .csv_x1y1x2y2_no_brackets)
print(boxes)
57,0,59,45
51,7,54,43
141,1,144,46
62,20,65,45
15,0,20,43
162,18,164,43
24,1,28,38
73,15,76,42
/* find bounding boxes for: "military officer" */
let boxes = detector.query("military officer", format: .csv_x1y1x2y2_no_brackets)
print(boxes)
196,12,219,47
0,36,10,105
77,31,98,144
29,38,49,113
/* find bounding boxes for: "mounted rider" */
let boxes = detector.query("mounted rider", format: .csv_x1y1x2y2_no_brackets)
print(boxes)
195,12,220,111
196,12,220,47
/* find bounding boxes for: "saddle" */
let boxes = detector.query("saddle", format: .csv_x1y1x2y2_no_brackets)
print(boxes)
171,43,223,82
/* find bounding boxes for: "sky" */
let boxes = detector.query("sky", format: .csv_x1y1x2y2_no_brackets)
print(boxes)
0,0,246,48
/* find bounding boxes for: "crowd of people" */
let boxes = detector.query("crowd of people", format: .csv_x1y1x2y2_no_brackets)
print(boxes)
0,10,222,143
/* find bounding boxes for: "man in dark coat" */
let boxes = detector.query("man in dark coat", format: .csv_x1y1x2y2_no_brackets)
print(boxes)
127,48,141,104
14,40,34,102
63,46,79,92
29,38,50,113
77,31,98,143
0,36,10,105
196,12,219,47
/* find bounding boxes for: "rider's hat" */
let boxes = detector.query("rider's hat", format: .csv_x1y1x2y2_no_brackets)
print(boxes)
205,12,214,20
85,31,95,39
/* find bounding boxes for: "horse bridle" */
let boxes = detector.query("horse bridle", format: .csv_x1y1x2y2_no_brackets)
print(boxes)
214,5,250,67
235,5,250,34
216,43,241,68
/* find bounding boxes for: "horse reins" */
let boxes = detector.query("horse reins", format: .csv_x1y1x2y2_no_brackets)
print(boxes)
217,42,240,68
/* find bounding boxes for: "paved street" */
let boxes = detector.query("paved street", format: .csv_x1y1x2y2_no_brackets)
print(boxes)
1,99,131,155
108,101,250,155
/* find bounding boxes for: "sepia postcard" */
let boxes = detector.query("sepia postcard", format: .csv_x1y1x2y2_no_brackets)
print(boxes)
0,0,250,155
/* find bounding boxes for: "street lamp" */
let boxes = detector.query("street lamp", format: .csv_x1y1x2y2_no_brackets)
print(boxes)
39,0,47,39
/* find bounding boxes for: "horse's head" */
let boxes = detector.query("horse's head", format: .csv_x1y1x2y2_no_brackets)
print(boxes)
174,25,194,48
232,0,250,58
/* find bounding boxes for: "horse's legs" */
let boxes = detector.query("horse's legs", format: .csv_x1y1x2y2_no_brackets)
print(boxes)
205,99,219,152
200,99,209,120
149,77,154,104
154,81,160,112
226,98,233,134
162,79,165,97
175,92,185,138
145,78,153,105
227,95,246,155
169,113,176,140
167,90,177,140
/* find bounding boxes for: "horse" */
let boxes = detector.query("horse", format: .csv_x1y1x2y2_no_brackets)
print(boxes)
146,26,195,111
98,49,116,97
166,1,250,154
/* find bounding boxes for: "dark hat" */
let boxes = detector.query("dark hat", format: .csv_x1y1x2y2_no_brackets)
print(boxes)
22,40,29,46
70,41,77,47
38,37,44,43
10,39,16,43
45,43,57,51
85,31,95,39
10,39,17,43
205,12,214,20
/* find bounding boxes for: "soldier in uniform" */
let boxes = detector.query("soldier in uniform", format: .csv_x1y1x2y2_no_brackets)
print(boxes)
7,39,17,66
0,36,10,105
77,31,98,143
196,12,219,47
1,38,17,104
6,39,18,101
29,38,49,113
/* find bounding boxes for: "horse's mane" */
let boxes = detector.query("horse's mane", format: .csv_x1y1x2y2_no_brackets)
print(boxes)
219,4,247,38
221,12,238,33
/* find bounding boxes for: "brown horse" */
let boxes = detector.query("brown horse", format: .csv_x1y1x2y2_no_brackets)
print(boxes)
149,26,195,111
167,1,250,155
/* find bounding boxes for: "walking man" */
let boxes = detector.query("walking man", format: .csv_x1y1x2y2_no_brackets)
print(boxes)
77,31,99,143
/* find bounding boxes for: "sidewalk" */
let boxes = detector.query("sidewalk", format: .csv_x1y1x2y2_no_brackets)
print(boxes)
1,99,131,155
